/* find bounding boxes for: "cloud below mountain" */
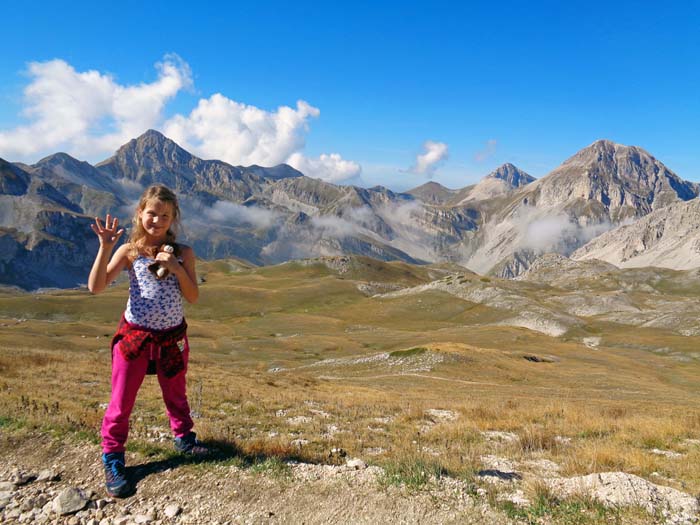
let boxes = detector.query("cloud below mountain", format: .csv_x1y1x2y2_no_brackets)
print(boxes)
516,207,613,253
204,200,280,229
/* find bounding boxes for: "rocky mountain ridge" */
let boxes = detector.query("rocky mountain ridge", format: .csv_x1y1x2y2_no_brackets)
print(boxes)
463,140,699,275
1,131,698,289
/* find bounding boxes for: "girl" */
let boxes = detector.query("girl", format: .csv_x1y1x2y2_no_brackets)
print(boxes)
88,184,207,498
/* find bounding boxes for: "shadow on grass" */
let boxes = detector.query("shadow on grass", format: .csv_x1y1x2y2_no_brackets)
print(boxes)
127,439,318,492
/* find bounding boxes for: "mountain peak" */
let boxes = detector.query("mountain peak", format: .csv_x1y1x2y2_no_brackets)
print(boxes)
485,163,535,187
590,138,617,148
94,129,198,189
567,139,649,165
538,139,699,218
109,129,192,164
139,128,168,141
405,180,455,205
34,151,90,169
37,151,74,162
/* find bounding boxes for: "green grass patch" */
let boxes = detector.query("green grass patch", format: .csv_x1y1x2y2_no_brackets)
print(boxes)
67,429,100,445
389,347,428,358
0,415,26,431
381,457,446,490
499,494,622,525
250,457,292,478
126,440,174,460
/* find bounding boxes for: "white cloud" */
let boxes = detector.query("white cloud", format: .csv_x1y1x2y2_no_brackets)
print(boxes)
114,177,145,197
204,200,280,229
474,139,497,162
412,140,448,176
163,95,320,166
516,207,613,253
287,152,361,183
386,200,424,225
310,214,362,237
259,213,365,261
522,213,575,252
164,96,361,183
0,55,192,160
1,56,363,184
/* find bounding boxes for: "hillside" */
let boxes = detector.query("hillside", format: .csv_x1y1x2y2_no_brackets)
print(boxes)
572,199,700,269
0,256,699,523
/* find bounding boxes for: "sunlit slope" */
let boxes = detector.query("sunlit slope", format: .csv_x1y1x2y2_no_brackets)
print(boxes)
2,254,699,399
2,254,700,505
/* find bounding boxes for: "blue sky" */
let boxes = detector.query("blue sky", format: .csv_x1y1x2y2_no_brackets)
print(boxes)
1,1,698,190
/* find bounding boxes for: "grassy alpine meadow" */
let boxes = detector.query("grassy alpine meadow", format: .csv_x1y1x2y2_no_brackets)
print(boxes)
1,256,700,521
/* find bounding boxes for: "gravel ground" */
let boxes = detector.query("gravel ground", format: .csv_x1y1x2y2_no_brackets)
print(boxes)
0,432,512,525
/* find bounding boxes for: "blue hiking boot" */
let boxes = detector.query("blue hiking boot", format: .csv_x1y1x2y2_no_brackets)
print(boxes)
174,432,209,456
102,452,131,498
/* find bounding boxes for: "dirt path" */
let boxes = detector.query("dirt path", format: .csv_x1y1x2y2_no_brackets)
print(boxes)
0,432,511,524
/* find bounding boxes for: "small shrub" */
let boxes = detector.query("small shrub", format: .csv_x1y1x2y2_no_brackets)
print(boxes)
241,401,259,416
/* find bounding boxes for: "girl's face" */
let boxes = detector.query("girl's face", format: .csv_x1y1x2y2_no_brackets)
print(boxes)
138,200,174,242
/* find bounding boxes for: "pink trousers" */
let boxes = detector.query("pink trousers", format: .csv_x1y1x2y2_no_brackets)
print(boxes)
101,339,194,453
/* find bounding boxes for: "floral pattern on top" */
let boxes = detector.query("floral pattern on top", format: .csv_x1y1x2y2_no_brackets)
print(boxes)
124,256,183,330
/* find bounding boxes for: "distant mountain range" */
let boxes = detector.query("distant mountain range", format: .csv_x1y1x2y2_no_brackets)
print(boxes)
1,130,698,290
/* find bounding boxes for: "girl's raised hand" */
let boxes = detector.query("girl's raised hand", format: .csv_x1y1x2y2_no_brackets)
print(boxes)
91,214,124,248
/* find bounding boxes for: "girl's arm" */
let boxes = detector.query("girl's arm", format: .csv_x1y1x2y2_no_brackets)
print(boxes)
88,215,128,294
157,245,199,303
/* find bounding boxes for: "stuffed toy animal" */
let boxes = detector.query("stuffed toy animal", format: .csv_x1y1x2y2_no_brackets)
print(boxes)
148,244,181,280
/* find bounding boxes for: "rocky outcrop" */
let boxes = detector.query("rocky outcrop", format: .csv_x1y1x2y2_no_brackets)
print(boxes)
488,250,538,279
0,158,30,196
546,472,699,525
572,198,700,270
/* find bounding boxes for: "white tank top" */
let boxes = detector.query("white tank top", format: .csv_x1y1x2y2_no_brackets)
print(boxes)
124,256,184,330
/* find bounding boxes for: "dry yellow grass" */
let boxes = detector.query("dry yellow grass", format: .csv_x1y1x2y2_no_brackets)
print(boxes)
1,257,700,513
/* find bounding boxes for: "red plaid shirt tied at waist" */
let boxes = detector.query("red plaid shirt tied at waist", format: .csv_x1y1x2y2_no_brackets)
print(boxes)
111,315,188,378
